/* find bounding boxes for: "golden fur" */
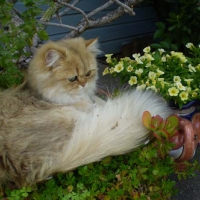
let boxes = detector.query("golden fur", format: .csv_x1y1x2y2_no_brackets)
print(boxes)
27,37,103,109
0,37,174,188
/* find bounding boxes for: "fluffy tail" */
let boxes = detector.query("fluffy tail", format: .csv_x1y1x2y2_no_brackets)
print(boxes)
57,90,173,172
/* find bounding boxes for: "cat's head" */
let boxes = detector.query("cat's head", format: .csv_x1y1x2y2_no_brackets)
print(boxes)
27,37,101,104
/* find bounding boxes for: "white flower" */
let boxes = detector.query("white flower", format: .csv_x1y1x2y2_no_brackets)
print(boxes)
161,56,167,62
173,76,181,83
128,76,137,86
114,63,124,73
135,58,143,64
168,87,179,96
188,64,196,72
132,53,140,59
148,71,156,80
135,69,143,75
184,78,193,86
143,46,151,53
146,86,157,92
136,84,146,90
127,65,133,72
158,48,165,54
176,82,186,91
103,67,109,75
157,69,164,76
186,43,194,49
145,53,154,61
105,54,113,63
179,91,189,101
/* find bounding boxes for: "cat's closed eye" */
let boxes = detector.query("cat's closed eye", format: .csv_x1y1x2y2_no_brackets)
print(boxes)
85,70,91,77
68,76,77,82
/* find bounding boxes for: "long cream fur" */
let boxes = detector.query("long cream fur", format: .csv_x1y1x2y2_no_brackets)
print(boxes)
0,87,173,187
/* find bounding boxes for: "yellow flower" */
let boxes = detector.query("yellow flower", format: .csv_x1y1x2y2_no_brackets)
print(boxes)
158,48,165,54
147,86,157,92
109,67,114,74
127,65,133,72
143,46,151,53
196,64,200,71
168,87,179,96
176,82,186,91
192,92,198,98
145,62,151,68
157,69,164,76
186,43,194,49
135,58,143,64
135,69,143,76
171,51,187,63
188,64,196,72
184,78,193,86
173,76,181,83
103,67,109,75
128,76,137,86
105,54,113,64
145,53,154,61
114,63,124,73
179,91,188,101
148,71,156,80
161,56,166,62
136,84,146,90
132,53,140,59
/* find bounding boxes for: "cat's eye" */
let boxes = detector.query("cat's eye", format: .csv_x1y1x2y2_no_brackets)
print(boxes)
85,70,91,76
68,76,77,82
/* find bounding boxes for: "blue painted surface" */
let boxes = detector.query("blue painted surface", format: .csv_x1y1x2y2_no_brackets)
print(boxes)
15,1,157,55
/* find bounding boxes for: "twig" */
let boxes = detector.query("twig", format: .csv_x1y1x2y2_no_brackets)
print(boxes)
112,0,135,15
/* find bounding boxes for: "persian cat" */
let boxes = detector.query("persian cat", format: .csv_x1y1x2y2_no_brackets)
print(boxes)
0,37,174,188
27,37,103,109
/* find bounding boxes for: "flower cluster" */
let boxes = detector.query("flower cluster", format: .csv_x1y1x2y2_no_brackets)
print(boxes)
103,43,200,108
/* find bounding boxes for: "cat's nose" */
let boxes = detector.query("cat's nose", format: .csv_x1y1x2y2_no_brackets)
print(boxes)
80,82,86,87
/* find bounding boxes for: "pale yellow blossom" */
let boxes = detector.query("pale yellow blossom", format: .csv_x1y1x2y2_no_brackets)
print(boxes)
179,91,189,101
143,46,151,53
192,91,198,98
103,67,109,75
135,58,143,64
114,63,124,73
168,87,179,96
105,54,113,63
173,76,181,83
136,84,146,90
135,69,143,76
132,53,140,59
127,65,133,72
128,76,137,86
109,67,114,74
186,43,194,49
188,64,196,72
158,48,165,54
161,56,167,62
176,82,186,91
145,62,151,68
145,53,154,61
184,79,193,86
148,71,156,80
157,69,164,76
147,86,157,92
196,64,200,70
171,51,187,63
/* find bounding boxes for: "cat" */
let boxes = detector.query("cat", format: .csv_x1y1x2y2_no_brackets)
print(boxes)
27,37,104,110
0,85,173,188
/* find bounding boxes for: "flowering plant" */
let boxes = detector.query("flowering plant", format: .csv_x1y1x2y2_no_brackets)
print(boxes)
103,43,200,108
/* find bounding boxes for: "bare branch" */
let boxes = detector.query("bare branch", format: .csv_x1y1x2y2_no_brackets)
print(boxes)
40,21,78,31
56,0,90,25
112,0,135,15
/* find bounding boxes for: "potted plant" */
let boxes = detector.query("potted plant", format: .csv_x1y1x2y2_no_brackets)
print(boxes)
103,43,200,109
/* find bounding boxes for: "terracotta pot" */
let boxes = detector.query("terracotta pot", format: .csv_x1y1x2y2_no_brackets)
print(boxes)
169,115,200,162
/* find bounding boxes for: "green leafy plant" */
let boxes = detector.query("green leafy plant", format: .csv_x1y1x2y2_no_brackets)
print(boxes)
2,112,200,199
142,111,179,140
0,0,48,90
151,0,200,51
103,44,200,108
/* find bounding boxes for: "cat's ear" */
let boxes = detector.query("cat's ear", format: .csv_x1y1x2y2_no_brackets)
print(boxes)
45,49,62,67
85,38,102,55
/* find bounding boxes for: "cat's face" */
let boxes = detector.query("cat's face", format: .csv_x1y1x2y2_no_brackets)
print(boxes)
28,37,101,104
